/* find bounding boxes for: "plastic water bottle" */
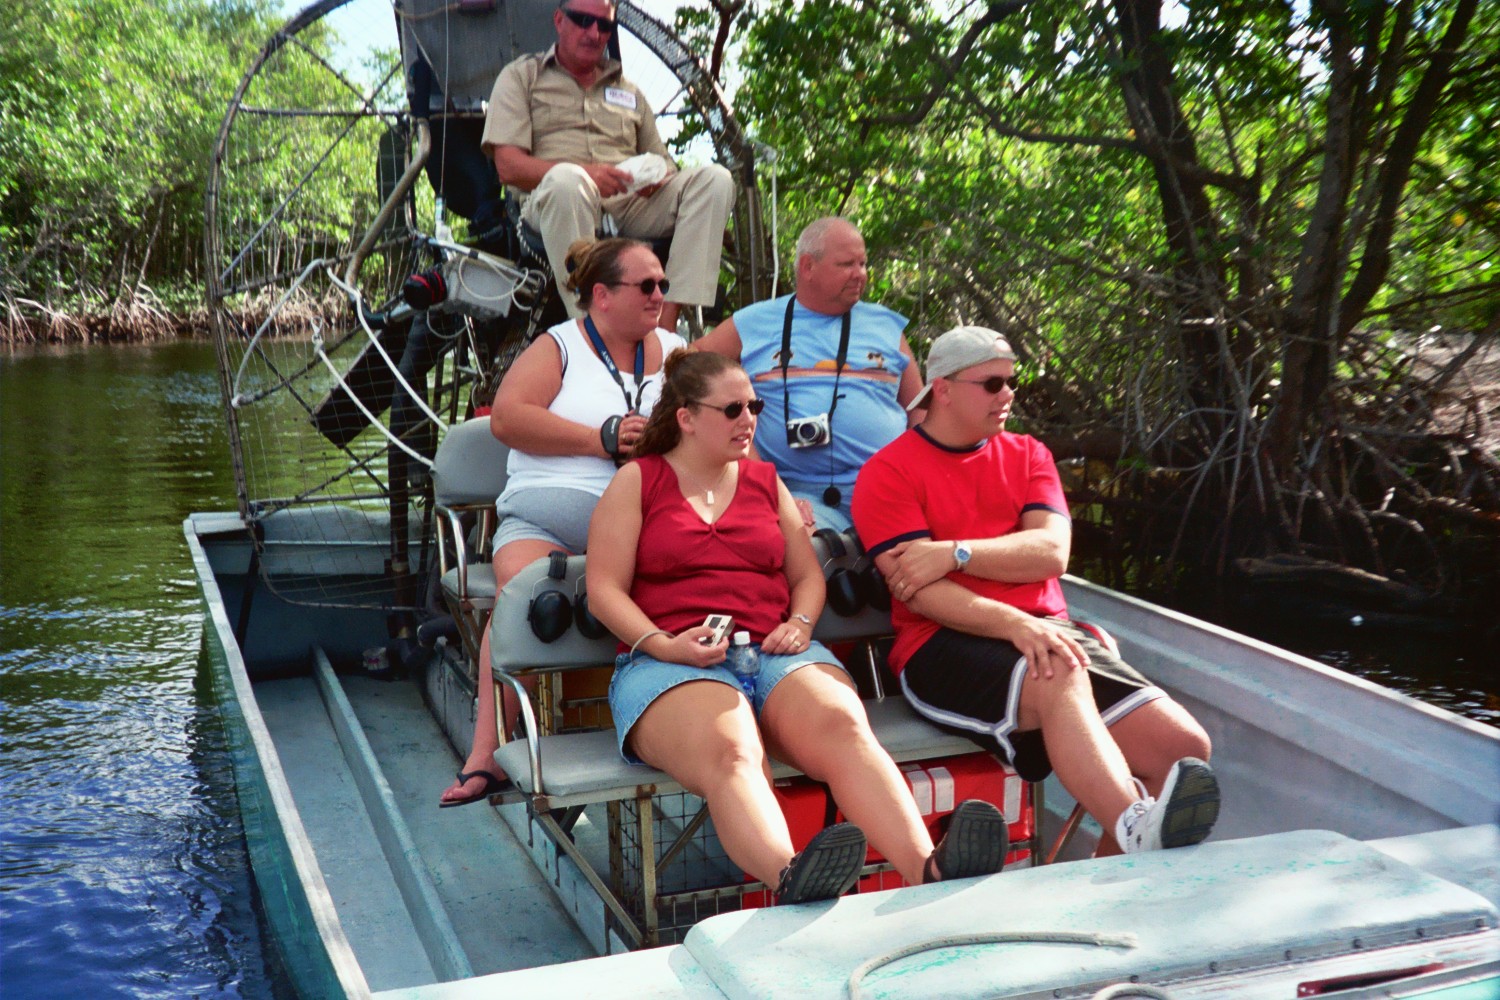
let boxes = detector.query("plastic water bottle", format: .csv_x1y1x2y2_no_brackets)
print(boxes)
725,631,758,699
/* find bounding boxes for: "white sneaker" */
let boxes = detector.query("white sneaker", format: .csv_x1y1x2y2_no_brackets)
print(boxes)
1116,757,1220,853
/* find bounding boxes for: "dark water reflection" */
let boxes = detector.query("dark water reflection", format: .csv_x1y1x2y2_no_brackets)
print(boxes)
1,342,288,999
1,340,1493,999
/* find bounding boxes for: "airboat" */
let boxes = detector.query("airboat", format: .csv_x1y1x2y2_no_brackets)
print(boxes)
190,1,1500,997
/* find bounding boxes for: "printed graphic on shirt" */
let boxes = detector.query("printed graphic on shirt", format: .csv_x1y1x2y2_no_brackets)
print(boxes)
758,348,899,384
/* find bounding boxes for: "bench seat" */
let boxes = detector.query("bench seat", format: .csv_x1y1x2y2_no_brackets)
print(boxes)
439,563,496,608
494,696,977,809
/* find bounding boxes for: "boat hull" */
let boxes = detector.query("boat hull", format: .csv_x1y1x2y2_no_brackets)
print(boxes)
189,514,374,1000
185,510,1500,999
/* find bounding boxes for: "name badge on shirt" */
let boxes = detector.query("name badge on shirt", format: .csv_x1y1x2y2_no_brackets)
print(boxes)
604,87,637,110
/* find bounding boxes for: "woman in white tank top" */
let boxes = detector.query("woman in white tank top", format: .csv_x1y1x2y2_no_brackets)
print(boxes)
440,237,687,807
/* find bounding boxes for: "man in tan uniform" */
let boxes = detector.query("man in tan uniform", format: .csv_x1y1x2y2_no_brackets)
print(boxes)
482,0,734,328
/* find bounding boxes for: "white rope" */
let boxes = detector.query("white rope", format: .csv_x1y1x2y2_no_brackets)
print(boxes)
309,322,436,470
758,142,782,299
324,267,447,430
231,258,329,407
846,930,1137,1000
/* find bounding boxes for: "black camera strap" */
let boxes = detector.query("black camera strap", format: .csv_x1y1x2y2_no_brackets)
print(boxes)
781,298,852,507
584,316,646,413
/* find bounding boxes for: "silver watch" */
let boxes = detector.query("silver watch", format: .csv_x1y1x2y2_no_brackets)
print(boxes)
791,613,813,626
953,541,973,572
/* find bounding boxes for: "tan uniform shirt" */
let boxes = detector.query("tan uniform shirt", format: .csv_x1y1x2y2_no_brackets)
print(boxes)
481,46,670,167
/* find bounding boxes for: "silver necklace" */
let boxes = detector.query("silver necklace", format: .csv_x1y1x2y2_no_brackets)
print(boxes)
679,462,732,505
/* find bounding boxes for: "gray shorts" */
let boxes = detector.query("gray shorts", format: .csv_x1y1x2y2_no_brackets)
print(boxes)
492,487,599,553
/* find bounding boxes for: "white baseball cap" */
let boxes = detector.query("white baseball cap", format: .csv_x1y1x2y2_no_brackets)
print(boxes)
907,326,1016,411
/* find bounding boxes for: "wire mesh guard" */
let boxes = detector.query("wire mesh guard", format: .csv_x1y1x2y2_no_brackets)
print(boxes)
606,788,917,946
206,2,463,611
610,791,754,946
204,0,770,613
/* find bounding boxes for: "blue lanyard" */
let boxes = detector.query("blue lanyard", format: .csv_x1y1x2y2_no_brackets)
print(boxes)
583,317,646,412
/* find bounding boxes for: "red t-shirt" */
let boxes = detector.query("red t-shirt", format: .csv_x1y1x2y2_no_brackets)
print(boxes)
851,426,1070,672
629,454,790,644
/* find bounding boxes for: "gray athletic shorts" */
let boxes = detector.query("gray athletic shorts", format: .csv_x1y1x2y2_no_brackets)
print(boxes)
492,487,599,554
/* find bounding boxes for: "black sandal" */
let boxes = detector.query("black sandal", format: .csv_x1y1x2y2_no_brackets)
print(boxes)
438,770,514,809
924,799,1010,883
775,822,867,904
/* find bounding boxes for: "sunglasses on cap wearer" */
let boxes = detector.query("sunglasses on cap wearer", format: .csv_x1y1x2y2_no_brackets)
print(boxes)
689,397,766,419
945,374,1020,394
609,277,670,296
560,8,616,33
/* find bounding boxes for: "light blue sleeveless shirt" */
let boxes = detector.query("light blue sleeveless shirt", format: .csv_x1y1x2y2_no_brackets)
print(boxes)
735,295,909,490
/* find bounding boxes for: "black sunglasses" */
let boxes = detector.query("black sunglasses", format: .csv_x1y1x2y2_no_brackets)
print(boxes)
690,397,765,419
560,8,616,33
946,374,1019,394
608,277,670,296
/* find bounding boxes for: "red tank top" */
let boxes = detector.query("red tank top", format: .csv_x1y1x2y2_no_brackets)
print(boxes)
629,455,790,643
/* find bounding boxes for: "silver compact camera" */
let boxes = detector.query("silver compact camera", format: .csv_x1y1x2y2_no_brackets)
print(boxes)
785,413,831,449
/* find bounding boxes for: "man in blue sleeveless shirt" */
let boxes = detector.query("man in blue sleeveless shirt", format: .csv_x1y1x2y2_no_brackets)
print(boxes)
695,217,924,530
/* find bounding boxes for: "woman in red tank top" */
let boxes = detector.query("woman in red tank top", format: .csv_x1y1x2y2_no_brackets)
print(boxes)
585,351,1009,903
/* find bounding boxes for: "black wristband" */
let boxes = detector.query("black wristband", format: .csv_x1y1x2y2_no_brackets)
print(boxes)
600,414,624,461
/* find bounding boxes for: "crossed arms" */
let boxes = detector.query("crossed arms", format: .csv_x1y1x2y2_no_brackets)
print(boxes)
873,510,1091,676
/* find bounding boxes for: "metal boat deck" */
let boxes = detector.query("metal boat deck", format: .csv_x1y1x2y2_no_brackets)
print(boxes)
187,511,1500,999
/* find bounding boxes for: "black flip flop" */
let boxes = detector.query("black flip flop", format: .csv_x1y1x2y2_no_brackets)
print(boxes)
775,822,867,904
925,799,1010,883
438,770,514,809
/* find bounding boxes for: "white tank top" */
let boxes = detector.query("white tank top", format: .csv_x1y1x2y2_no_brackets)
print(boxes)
500,319,686,499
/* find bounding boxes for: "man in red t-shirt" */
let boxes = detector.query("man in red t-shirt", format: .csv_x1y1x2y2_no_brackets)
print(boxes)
852,326,1221,855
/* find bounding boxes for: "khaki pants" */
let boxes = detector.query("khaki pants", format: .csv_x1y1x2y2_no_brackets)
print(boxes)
521,162,734,316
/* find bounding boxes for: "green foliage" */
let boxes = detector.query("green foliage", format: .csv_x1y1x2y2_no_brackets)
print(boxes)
728,0,1495,391
0,0,328,313
724,0,1497,595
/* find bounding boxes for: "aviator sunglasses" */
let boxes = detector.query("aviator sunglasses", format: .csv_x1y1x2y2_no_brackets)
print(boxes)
946,374,1020,394
560,8,616,32
609,277,670,296
691,397,765,419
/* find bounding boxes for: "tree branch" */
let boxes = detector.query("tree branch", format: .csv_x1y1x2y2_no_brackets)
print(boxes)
706,0,745,82
855,0,1027,128
1339,0,1480,337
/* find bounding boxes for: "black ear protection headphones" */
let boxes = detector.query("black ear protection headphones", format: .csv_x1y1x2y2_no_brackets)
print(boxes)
844,531,891,612
815,528,867,617
573,576,610,640
528,550,573,643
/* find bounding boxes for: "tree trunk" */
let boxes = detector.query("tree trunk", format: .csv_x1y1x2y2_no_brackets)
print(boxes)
1112,0,1230,427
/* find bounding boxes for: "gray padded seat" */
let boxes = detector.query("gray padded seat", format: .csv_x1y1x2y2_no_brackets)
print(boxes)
432,417,510,661
486,540,959,808
495,696,977,808
491,554,612,674
488,533,894,677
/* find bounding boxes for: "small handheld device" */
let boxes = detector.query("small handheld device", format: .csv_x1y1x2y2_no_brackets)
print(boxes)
785,412,831,449
700,614,734,645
